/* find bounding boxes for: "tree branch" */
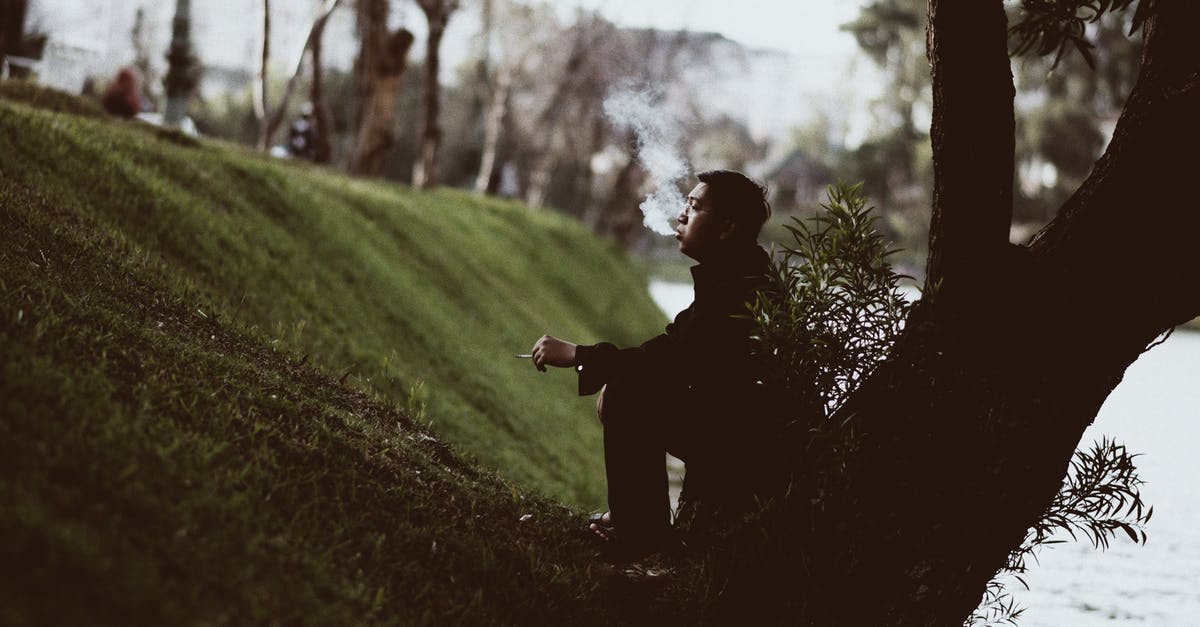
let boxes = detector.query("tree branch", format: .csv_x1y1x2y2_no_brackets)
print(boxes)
1028,0,1200,334
924,0,1015,289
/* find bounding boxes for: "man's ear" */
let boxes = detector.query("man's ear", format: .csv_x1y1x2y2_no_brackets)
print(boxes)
718,218,738,241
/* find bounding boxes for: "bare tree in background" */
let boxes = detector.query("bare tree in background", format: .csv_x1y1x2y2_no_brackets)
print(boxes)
130,6,159,109
308,0,333,164
473,0,558,195
590,28,717,246
412,0,461,189
517,14,619,209
252,0,271,141
259,0,342,151
348,0,415,176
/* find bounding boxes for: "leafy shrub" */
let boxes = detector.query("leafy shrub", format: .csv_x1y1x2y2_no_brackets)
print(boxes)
968,437,1152,626
750,181,912,422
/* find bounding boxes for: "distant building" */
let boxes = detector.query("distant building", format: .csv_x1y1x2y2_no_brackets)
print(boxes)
763,148,833,211
37,36,109,94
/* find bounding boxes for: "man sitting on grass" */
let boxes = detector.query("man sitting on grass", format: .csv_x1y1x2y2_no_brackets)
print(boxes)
528,169,784,559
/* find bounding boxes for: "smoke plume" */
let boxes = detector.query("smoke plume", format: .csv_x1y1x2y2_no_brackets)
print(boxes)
603,89,689,236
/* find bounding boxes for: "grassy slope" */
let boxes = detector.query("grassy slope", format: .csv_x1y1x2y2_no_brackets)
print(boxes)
0,85,686,624
0,83,665,508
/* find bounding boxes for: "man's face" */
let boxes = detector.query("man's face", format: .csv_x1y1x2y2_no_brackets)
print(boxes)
676,183,731,262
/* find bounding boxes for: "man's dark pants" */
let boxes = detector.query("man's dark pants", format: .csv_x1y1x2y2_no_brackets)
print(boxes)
600,371,775,551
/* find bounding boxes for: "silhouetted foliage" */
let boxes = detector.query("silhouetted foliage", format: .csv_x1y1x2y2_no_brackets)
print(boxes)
752,183,912,419
690,184,1156,624
1009,0,1147,66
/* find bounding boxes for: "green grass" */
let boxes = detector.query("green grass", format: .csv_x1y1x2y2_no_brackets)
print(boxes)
0,83,689,624
0,82,666,508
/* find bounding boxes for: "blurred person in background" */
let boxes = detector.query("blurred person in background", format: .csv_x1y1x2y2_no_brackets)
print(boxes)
101,67,141,119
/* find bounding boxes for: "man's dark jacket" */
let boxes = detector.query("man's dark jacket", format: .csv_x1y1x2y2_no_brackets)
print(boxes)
574,244,780,457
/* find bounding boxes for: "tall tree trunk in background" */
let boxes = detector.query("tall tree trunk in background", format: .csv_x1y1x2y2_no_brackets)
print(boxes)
412,0,460,189
525,137,559,209
309,6,333,165
0,0,29,74
252,0,270,139
595,153,644,246
348,0,414,176
259,0,341,151
739,2,1200,624
520,24,593,208
130,7,158,108
474,66,513,195
468,0,493,191
574,109,605,220
163,0,198,126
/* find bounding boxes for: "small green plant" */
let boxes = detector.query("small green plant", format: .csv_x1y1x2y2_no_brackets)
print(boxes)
750,181,913,421
968,437,1152,626
693,182,914,619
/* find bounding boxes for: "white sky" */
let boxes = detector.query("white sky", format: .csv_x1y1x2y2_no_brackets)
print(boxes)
549,0,864,59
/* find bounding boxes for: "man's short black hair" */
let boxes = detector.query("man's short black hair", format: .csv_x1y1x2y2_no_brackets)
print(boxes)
696,169,771,242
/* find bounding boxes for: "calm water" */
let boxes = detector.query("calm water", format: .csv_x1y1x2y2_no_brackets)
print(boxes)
649,280,1200,626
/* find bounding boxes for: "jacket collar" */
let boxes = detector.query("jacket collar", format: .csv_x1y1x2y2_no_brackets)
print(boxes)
689,245,770,282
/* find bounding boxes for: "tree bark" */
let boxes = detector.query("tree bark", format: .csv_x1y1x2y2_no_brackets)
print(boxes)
923,0,1015,291
413,1,458,189
739,2,1200,625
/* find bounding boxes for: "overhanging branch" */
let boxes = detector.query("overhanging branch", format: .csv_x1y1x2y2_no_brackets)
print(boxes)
1028,0,1200,331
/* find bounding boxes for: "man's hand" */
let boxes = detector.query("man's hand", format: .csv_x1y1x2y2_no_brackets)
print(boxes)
530,335,577,372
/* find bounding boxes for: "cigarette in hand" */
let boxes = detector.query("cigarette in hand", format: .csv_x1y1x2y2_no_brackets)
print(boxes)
514,354,532,358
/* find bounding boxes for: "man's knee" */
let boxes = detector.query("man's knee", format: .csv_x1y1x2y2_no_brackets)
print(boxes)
597,375,661,427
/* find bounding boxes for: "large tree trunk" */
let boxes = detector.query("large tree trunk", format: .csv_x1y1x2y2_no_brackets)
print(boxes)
743,2,1200,624
348,0,414,176
413,2,457,189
